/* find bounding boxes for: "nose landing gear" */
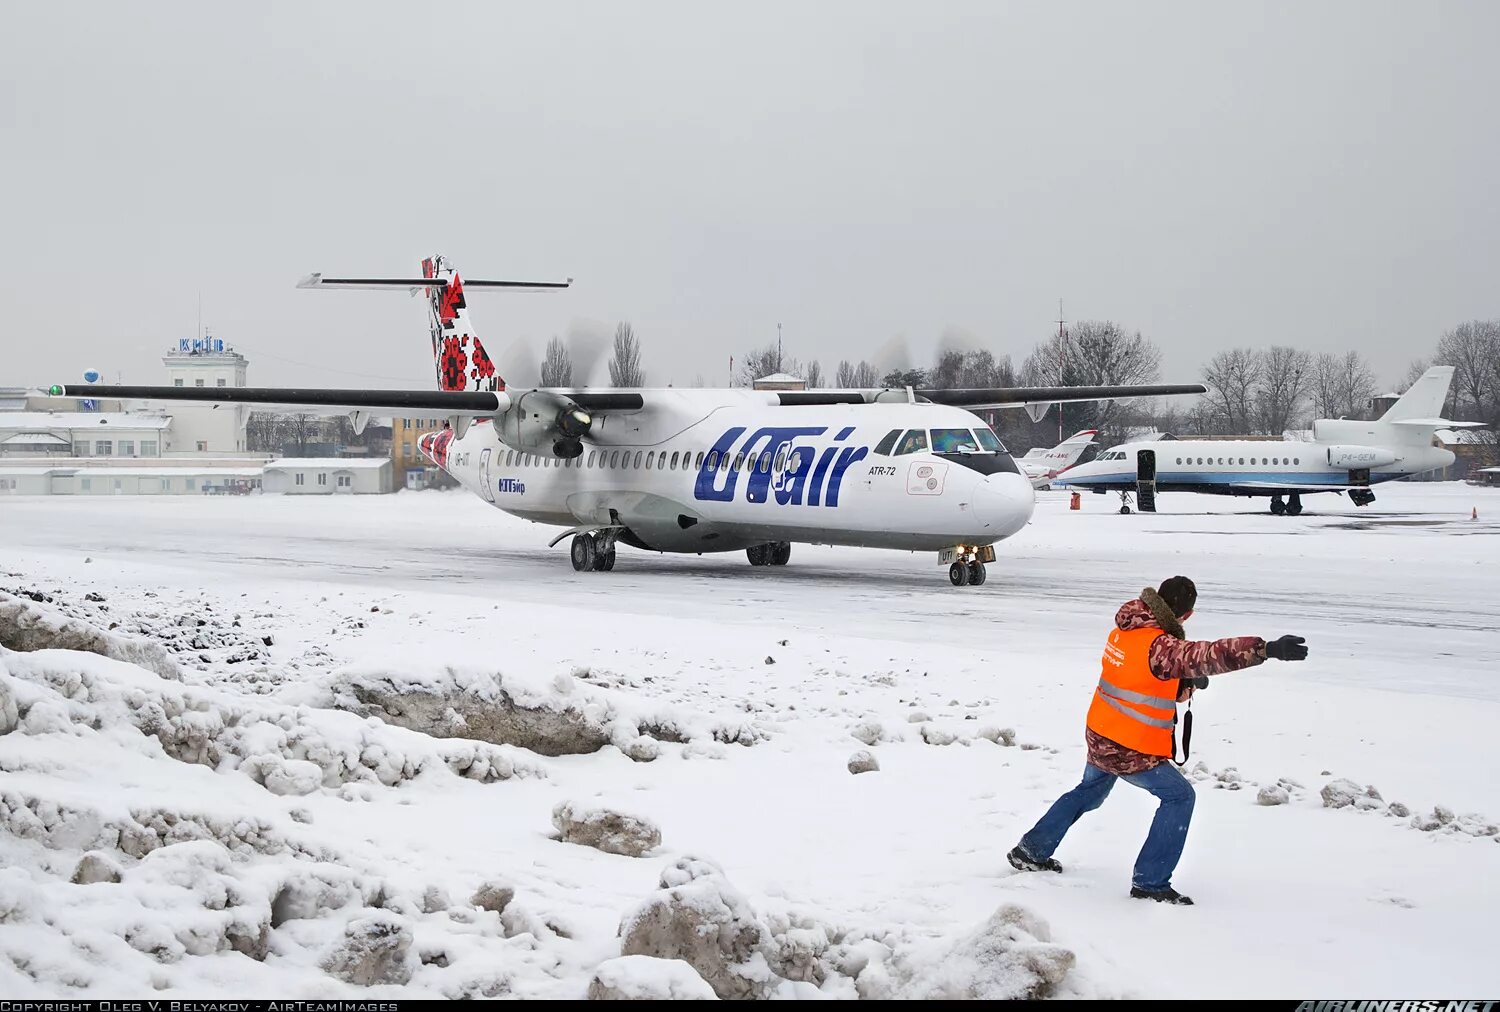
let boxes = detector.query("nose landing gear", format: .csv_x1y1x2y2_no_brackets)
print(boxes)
942,544,995,588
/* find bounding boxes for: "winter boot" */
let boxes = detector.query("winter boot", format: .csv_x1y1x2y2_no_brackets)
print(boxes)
1007,846,1063,874
1130,885,1194,905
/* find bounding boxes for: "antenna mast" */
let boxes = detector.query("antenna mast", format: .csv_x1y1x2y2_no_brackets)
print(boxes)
1057,299,1067,443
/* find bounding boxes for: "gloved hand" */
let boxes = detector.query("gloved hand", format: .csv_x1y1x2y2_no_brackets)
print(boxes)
1265,635,1308,661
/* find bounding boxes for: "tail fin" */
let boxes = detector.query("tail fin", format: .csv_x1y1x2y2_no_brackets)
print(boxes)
1379,366,1455,422
296,257,572,393
1042,429,1099,469
422,255,500,394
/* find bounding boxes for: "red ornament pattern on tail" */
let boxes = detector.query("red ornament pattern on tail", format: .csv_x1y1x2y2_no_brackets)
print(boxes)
418,428,456,469
438,337,469,392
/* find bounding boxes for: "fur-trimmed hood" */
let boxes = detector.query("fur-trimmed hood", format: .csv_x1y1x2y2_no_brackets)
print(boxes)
1115,587,1185,640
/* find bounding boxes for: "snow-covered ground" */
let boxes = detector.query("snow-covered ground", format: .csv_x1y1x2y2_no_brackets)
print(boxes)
1,482,1496,998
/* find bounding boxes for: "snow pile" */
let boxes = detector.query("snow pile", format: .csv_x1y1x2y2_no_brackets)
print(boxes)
891,904,1076,1000
0,591,180,680
552,801,662,857
327,663,764,758
587,955,717,1000
846,750,879,774
849,717,1016,748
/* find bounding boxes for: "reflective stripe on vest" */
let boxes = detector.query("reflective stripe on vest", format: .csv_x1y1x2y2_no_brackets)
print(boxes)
1086,626,1177,757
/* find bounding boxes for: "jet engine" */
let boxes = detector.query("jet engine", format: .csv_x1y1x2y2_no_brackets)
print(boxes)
1325,445,1397,469
495,390,593,459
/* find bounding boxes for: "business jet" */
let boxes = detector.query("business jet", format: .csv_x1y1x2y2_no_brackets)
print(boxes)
55,256,1205,587
1018,429,1098,487
1056,365,1476,515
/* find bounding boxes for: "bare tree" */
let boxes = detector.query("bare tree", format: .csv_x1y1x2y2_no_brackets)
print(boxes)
288,413,316,456
1434,319,1500,426
607,322,644,387
929,347,1014,388
1400,357,1432,390
803,360,823,388
1335,350,1377,420
736,345,798,386
1254,345,1313,435
541,336,573,387
1310,353,1343,421
245,411,292,453
1200,348,1263,434
835,359,880,387
1021,321,1161,442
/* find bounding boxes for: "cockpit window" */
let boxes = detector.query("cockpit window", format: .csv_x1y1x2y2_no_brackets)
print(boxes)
930,428,981,453
895,429,928,455
974,427,1005,453
873,429,901,456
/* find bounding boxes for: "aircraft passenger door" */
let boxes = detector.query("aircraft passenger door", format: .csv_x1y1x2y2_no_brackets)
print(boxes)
479,448,495,503
1135,449,1157,513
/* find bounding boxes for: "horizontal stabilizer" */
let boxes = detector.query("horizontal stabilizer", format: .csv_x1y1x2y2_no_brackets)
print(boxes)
56,383,505,415
297,274,572,291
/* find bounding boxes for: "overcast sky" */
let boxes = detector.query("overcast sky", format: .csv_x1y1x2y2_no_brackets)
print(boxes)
3,2,1496,392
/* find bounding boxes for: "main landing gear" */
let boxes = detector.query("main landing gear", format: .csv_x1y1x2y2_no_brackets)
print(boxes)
1270,493,1303,517
943,544,995,588
1117,490,1134,515
570,530,619,572
747,542,792,567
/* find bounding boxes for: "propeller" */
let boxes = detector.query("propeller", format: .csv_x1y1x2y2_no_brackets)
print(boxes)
494,323,613,389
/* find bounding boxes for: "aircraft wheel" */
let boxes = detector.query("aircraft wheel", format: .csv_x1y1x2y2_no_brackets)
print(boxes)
746,544,769,566
949,562,970,587
1119,505,1133,515
1270,497,1287,516
967,561,988,586
597,548,616,572
770,542,792,566
570,534,596,572
1287,495,1303,516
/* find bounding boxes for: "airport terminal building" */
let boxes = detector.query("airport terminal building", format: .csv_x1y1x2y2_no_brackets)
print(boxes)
0,342,392,495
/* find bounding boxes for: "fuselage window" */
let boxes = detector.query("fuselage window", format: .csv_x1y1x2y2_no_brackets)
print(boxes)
759,452,771,473
585,450,594,467
707,450,719,470
1273,457,1280,465
1294,457,1300,465
670,451,679,469
607,450,617,468
1176,457,1182,465
896,429,928,455
775,447,788,471
696,452,705,469
633,451,643,469
645,452,654,470
734,452,745,471
873,429,902,456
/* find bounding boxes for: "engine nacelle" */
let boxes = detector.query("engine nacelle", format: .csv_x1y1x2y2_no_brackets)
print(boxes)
1326,444,1397,469
495,390,593,459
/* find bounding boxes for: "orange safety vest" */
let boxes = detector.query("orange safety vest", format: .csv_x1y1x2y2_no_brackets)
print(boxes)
1086,627,1177,757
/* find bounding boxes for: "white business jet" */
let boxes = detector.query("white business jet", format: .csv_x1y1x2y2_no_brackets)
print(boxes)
1056,366,1475,515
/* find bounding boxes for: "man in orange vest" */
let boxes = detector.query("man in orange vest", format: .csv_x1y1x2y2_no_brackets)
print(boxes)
1007,576,1307,905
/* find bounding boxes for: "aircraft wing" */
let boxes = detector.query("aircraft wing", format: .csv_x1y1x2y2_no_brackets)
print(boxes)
918,383,1207,411
50,385,645,415
1231,480,1370,492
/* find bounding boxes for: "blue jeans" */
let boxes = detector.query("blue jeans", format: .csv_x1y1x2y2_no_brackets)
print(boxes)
1019,761,1196,892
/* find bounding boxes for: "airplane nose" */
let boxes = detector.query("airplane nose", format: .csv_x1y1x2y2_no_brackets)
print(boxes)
973,471,1035,537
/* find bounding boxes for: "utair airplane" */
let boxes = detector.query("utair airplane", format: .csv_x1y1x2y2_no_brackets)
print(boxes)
1017,429,1098,488
1055,365,1476,516
54,256,1206,587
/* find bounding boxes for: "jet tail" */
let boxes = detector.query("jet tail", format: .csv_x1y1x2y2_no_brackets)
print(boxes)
1379,366,1455,422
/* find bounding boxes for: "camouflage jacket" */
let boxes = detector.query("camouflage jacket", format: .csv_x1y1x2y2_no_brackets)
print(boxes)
1086,588,1266,776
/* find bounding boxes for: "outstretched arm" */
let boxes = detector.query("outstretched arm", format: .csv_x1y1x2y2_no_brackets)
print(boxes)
1149,634,1267,693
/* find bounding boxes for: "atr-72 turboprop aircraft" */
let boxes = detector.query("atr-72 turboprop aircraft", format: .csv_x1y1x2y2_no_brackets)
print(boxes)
57,256,1205,587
